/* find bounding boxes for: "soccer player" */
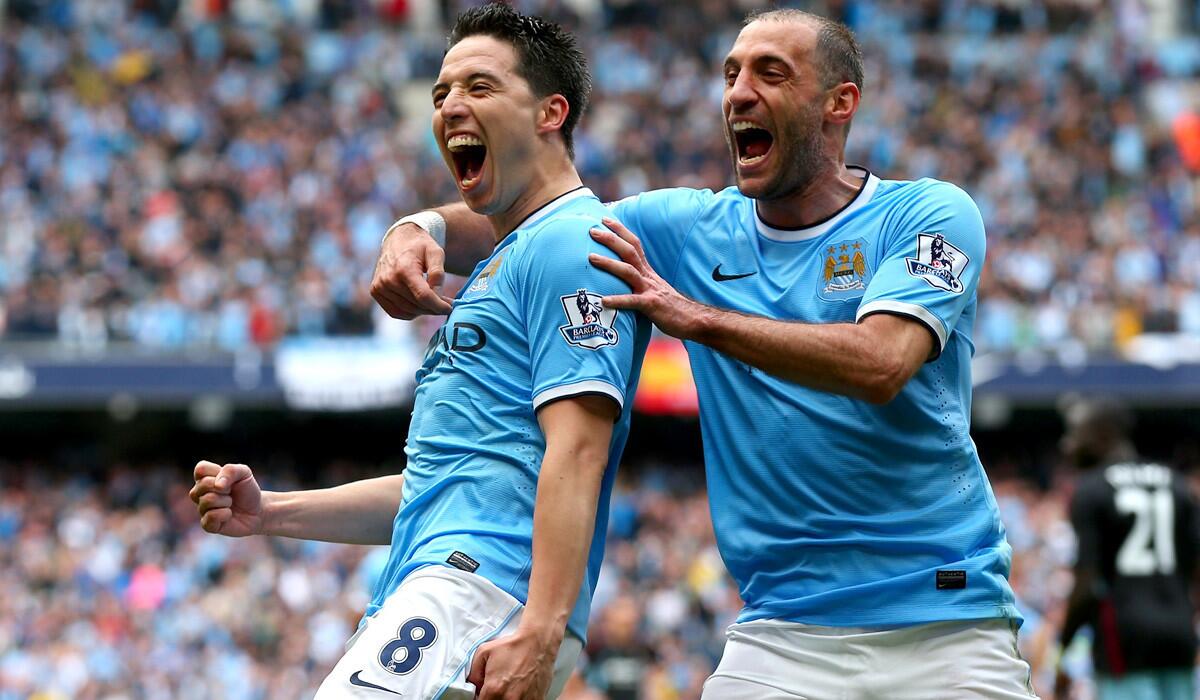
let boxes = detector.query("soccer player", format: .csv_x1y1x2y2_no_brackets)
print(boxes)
190,5,649,698
1054,398,1198,700
372,8,1036,698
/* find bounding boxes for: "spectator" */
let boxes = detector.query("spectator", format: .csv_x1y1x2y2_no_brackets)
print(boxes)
0,0,1196,358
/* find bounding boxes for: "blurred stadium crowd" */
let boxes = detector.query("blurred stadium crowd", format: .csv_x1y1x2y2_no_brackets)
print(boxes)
0,462,1087,700
1,0,1199,358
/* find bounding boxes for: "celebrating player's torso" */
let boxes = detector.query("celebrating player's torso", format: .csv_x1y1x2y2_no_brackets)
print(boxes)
370,189,651,641
611,168,1020,627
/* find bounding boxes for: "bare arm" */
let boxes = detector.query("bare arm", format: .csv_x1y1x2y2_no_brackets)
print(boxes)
688,309,932,404
587,219,932,404
191,461,403,546
262,475,404,545
371,202,494,319
1058,565,1095,651
468,395,617,699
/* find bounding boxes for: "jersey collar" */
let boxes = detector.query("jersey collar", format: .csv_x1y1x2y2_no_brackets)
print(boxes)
754,166,879,242
516,186,595,231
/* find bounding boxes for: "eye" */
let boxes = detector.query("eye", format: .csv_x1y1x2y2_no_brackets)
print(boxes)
724,69,738,86
470,83,492,95
432,91,447,108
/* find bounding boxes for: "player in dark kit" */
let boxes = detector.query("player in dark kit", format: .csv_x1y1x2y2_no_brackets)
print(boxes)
1055,398,1199,700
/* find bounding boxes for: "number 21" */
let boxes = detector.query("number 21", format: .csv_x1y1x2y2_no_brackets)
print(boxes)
1115,487,1176,576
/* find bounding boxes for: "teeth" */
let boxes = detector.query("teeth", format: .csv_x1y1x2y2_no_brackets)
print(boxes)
447,135,484,151
731,121,762,133
739,154,767,165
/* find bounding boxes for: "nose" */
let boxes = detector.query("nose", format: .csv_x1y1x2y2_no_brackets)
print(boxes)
726,71,758,112
439,89,469,124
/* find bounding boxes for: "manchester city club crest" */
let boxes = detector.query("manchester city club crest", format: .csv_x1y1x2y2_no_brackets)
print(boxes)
817,239,871,301
559,289,619,349
464,252,506,297
906,233,969,294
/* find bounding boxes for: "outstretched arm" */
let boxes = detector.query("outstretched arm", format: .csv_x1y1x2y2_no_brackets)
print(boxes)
191,460,403,545
370,203,495,319
468,395,617,700
587,219,931,404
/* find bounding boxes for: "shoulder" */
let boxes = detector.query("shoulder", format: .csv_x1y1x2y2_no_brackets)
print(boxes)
608,186,720,217
876,177,981,218
512,210,612,273
875,177,986,254
1072,470,1113,508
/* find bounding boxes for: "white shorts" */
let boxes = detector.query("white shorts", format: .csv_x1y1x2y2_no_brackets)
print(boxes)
701,618,1039,700
315,566,582,700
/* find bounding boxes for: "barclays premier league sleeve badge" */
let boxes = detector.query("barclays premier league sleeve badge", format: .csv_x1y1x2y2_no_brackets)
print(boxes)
905,233,969,294
559,289,619,349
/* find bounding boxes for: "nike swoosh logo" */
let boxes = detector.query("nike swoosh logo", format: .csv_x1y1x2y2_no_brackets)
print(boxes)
350,671,403,695
712,265,757,282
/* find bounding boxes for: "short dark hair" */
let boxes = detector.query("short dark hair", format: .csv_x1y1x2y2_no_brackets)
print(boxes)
745,9,864,91
448,3,591,158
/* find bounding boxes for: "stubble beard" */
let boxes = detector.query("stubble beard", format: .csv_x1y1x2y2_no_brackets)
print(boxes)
755,102,828,203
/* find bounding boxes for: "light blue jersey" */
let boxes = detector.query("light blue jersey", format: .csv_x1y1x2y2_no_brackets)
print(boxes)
610,167,1020,627
369,188,651,641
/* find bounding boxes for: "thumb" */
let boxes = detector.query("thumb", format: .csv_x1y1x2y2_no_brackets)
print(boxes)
215,463,253,492
426,246,445,289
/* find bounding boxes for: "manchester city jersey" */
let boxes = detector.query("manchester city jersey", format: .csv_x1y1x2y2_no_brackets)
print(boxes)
369,188,651,641
610,167,1020,627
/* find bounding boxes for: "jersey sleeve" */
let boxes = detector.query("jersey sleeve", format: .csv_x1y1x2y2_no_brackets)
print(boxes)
516,216,644,412
606,187,712,285
856,182,986,359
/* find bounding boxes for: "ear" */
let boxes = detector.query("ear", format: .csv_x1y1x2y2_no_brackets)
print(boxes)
825,82,860,130
536,93,570,140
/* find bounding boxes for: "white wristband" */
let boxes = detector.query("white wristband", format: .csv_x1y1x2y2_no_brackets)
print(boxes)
384,211,447,248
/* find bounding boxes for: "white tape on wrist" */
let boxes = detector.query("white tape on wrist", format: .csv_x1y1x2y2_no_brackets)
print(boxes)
385,211,447,248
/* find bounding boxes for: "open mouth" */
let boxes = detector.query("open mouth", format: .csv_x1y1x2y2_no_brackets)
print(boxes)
732,121,774,166
447,134,488,189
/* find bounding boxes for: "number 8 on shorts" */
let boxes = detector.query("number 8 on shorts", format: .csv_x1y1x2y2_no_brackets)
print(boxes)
379,617,438,675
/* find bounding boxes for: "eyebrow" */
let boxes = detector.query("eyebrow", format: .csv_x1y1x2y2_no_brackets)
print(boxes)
432,70,503,97
724,53,792,73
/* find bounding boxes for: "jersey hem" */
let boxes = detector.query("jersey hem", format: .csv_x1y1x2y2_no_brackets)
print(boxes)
532,379,624,411
736,603,1023,629
856,299,948,357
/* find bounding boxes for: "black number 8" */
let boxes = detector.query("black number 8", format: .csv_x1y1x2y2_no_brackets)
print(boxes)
379,617,438,675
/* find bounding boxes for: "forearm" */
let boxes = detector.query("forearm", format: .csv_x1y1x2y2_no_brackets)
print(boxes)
261,474,404,545
687,304,918,404
520,445,606,643
429,202,495,275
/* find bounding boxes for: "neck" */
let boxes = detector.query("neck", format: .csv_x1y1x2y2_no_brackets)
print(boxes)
488,156,583,241
1103,442,1139,465
755,160,865,230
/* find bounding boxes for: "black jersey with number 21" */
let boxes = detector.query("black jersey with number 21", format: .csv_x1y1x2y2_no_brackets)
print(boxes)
1069,462,1199,673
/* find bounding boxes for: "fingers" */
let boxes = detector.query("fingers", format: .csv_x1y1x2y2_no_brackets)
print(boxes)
598,293,642,310
371,245,453,318
587,254,641,287
466,645,489,693
373,286,425,320
402,265,453,315
589,227,640,265
601,217,646,256
194,460,220,481
196,491,233,515
426,246,446,289
200,508,232,533
215,463,252,492
189,476,217,504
